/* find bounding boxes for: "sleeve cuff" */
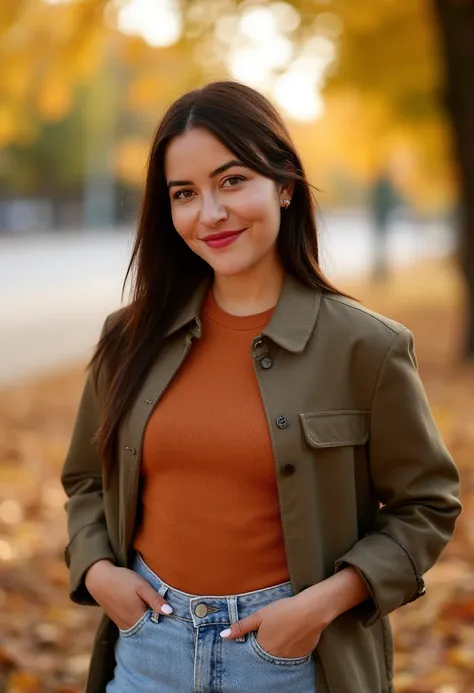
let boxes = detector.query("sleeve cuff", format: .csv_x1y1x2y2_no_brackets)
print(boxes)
334,531,425,626
64,522,116,606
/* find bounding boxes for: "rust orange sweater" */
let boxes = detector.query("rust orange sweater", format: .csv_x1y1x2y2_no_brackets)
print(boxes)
133,289,290,595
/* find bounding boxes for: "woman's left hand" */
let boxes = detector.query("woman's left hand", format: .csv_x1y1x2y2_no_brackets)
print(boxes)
219,594,328,659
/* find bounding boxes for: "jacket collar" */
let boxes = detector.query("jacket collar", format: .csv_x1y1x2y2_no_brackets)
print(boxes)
164,277,211,339
165,273,321,353
263,273,321,353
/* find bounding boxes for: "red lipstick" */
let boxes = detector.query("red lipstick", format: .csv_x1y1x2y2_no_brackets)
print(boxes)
202,228,246,249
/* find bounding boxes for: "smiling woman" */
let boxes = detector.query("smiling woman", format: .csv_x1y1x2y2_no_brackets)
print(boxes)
60,80,460,693
164,129,291,295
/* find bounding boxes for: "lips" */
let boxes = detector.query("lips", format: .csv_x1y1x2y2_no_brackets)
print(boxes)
202,229,246,241
202,228,247,249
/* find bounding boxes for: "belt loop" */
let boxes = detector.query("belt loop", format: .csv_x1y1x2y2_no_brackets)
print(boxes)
227,596,245,643
158,583,169,598
151,582,170,623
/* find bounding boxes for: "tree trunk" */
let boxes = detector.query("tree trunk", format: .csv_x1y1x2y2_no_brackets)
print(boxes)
433,0,474,358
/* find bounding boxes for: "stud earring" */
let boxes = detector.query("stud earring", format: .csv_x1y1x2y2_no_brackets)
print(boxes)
283,199,291,209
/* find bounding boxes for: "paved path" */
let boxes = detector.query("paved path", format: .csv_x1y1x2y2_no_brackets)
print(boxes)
1,230,134,386
0,215,454,387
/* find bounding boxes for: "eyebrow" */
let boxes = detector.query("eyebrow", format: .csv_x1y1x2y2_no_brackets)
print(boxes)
167,159,245,190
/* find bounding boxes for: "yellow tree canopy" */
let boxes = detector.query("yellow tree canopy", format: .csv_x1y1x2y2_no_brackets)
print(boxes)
0,0,200,146
0,0,454,209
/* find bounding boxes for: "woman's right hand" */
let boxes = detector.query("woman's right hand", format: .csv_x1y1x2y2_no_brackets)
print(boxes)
85,559,173,630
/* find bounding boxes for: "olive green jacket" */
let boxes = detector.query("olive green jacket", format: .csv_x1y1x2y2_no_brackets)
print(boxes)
61,274,461,693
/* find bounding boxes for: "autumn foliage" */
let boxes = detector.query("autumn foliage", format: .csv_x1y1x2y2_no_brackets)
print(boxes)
0,0,457,213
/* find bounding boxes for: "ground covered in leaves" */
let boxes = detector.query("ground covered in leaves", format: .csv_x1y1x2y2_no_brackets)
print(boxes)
0,259,473,693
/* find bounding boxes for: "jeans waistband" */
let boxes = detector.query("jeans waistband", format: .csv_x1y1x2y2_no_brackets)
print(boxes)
133,553,294,628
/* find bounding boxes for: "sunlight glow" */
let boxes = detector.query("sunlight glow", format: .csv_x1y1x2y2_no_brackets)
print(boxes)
303,36,337,64
215,14,241,44
116,0,181,47
271,2,301,33
230,48,273,88
313,12,343,39
229,35,293,85
211,2,335,122
274,71,324,121
45,0,336,124
240,7,278,42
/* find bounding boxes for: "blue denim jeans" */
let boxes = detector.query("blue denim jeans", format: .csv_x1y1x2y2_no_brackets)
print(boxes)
106,553,317,692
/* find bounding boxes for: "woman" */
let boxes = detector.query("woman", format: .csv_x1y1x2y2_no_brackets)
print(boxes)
61,80,461,693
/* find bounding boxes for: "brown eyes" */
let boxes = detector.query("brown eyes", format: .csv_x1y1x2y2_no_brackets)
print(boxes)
224,175,246,187
172,175,247,201
174,189,194,200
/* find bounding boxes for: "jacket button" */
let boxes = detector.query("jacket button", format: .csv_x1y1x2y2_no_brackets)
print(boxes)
261,357,273,369
125,446,137,455
276,415,289,429
281,462,295,476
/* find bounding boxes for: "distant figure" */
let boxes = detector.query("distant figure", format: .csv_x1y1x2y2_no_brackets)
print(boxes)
370,171,400,281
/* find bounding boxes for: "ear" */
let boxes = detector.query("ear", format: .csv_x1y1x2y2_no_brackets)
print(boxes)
279,161,296,207
279,179,295,208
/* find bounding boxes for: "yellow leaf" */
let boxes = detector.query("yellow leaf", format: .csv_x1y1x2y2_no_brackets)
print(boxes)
127,72,162,110
115,137,150,186
36,73,72,121
8,670,43,693
0,106,20,146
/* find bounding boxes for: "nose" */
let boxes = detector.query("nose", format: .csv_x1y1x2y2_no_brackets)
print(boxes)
200,193,228,227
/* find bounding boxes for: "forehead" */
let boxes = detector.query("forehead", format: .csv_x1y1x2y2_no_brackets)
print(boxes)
164,128,237,178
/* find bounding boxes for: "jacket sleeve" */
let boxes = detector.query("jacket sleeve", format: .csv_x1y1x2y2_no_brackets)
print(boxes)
334,328,461,626
61,317,116,606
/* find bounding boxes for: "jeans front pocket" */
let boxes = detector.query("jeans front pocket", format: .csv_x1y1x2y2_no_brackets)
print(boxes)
248,631,313,666
119,608,154,638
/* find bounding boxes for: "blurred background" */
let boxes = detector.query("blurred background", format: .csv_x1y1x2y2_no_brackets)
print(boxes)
1,1,474,691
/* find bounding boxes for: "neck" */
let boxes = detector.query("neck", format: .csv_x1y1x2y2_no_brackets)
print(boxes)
212,255,285,317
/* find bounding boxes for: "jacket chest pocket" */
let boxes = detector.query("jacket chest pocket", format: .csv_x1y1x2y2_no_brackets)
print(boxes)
299,410,371,556
300,410,369,450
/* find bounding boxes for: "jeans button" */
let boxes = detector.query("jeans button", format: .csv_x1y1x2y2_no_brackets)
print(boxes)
194,603,208,618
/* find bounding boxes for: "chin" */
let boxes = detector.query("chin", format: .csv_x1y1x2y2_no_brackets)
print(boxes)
209,260,254,278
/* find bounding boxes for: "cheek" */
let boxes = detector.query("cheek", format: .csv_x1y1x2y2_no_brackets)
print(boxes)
241,189,280,239
238,187,279,222
171,206,196,242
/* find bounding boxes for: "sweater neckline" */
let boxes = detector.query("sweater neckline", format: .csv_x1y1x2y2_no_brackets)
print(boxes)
202,289,275,331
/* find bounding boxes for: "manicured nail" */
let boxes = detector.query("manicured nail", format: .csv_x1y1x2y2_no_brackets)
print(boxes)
220,628,232,638
161,604,173,614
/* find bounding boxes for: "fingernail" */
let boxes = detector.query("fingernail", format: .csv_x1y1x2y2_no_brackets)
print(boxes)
161,604,173,614
220,628,232,638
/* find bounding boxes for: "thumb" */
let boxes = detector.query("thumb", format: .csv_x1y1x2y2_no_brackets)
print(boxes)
220,611,263,640
136,581,173,615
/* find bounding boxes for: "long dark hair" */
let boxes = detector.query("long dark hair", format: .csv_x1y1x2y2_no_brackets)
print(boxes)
90,80,350,478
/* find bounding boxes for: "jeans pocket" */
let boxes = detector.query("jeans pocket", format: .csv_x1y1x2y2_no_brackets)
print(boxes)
249,632,313,666
119,608,153,638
